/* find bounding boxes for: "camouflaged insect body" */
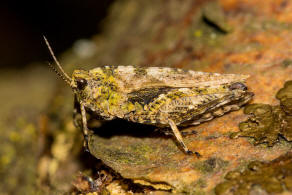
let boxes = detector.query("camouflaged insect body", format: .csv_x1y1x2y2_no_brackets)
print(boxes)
44,32,253,155
71,66,253,134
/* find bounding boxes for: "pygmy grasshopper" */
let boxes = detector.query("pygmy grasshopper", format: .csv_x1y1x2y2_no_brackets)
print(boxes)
44,37,253,157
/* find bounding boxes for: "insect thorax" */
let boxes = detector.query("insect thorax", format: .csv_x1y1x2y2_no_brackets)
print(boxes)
71,69,133,119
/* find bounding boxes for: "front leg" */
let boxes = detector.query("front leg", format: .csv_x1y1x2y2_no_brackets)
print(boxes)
73,96,89,151
80,103,90,152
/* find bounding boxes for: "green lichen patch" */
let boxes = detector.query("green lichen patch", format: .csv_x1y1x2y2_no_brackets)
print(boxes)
192,157,229,174
282,114,292,141
231,80,292,146
0,119,39,194
231,104,282,146
89,137,153,166
282,59,292,68
276,80,292,115
215,152,292,195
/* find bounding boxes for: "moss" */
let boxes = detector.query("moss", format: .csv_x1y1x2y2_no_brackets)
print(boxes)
231,104,281,146
129,143,153,155
103,148,150,165
89,136,154,166
0,119,39,194
177,179,207,195
192,157,229,174
276,80,292,115
282,59,292,67
231,80,292,146
215,152,292,195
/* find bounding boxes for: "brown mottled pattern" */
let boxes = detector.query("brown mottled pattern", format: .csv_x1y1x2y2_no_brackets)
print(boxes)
71,66,253,127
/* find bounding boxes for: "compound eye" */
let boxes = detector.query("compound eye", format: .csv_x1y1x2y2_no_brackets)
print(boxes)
76,78,87,90
229,82,248,91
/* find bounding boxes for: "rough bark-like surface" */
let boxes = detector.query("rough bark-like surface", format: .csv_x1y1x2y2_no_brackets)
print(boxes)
2,0,292,194
84,0,292,194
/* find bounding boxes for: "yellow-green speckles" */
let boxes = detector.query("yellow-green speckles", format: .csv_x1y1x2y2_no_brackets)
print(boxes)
129,143,153,155
72,65,252,157
104,149,149,165
134,102,143,113
108,92,122,106
9,131,22,143
193,30,203,37
166,91,185,99
106,75,117,85
121,102,135,113
72,66,251,126
232,80,292,145
191,85,228,96
215,152,292,195
74,67,129,116
90,67,105,75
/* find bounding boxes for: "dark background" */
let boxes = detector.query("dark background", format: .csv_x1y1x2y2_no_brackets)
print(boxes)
0,0,114,69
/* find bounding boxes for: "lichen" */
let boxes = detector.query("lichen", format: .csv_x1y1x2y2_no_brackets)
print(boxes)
276,80,292,115
215,152,292,195
192,157,229,174
231,80,292,146
282,59,292,68
231,104,282,146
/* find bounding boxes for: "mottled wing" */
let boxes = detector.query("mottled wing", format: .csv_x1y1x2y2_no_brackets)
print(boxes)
126,85,253,126
88,66,249,93
86,66,252,125
111,66,249,93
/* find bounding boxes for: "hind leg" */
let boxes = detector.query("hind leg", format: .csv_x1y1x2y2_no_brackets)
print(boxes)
168,119,201,157
157,126,197,136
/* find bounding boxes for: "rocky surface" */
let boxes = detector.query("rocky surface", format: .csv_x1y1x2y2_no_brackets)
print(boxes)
2,0,292,194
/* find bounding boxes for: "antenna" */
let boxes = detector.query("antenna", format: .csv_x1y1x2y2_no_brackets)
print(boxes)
47,62,71,85
43,36,72,85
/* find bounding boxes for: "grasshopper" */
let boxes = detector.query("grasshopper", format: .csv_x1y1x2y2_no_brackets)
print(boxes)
44,37,253,156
